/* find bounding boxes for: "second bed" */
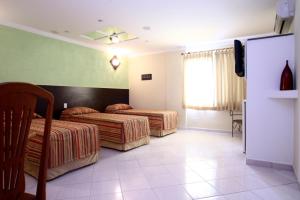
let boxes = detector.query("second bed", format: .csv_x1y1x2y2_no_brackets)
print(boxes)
106,104,178,137
60,107,150,151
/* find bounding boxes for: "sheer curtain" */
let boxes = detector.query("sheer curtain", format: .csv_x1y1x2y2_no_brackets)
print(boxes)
215,48,245,111
183,51,216,110
183,48,245,111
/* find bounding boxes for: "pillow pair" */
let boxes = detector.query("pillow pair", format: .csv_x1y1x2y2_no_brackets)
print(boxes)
61,107,99,117
105,104,132,113
61,103,132,116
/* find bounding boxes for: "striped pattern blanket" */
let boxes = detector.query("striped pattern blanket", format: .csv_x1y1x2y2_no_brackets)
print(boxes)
113,109,178,131
61,113,150,144
26,119,99,168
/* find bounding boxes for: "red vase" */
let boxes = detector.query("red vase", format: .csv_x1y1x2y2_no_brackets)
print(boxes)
280,60,293,90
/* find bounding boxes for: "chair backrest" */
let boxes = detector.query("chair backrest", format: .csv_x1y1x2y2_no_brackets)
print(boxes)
0,83,54,200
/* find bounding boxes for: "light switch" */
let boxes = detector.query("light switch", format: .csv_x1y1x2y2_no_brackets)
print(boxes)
64,103,68,109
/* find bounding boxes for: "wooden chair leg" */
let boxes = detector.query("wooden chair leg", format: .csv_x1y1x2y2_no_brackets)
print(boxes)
232,122,234,137
231,111,234,137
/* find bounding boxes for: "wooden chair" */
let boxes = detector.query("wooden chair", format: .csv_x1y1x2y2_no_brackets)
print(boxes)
0,83,54,200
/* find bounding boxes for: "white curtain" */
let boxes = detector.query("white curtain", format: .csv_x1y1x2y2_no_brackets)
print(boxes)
183,51,216,110
183,48,245,111
215,48,245,111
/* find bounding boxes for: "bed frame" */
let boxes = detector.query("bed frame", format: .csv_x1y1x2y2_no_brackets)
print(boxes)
36,85,129,119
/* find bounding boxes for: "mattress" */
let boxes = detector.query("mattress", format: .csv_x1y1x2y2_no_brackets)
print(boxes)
112,109,178,136
25,119,99,180
61,113,150,150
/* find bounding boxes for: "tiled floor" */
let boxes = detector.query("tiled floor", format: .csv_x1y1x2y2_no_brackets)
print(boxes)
25,130,300,200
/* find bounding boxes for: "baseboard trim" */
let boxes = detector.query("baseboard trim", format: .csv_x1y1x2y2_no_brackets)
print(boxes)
246,158,293,171
179,127,231,134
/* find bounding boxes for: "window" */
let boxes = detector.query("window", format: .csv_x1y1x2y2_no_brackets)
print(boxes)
183,48,245,111
184,52,216,109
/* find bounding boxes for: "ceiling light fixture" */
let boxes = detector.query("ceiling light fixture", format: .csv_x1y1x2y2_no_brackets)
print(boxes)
110,55,120,70
109,33,119,44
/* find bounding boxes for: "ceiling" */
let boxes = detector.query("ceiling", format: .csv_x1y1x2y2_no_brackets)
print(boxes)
0,0,277,55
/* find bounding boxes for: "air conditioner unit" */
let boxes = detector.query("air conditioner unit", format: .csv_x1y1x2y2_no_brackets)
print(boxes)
274,0,295,34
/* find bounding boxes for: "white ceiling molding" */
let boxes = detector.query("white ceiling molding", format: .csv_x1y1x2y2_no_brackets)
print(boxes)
185,32,277,53
129,47,186,57
0,20,108,52
130,32,277,57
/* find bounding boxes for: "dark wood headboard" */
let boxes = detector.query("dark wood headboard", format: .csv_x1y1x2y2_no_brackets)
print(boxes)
36,85,129,119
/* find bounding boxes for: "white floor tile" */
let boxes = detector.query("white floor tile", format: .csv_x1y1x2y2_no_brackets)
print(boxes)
123,189,159,200
201,196,227,200
120,175,150,191
51,165,93,185
93,169,119,182
194,167,240,180
252,183,300,200
252,170,296,186
164,164,191,174
25,174,37,189
93,158,117,170
208,177,247,195
153,185,192,200
118,168,145,179
138,158,162,167
117,160,140,170
91,180,122,195
170,169,204,184
141,166,170,177
184,182,220,199
92,192,123,200
146,173,181,187
25,181,61,200
55,182,92,199
224,191,263,200
235,175,270,190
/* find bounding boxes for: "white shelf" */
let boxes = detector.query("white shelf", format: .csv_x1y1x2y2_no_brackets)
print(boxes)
268,90,298,99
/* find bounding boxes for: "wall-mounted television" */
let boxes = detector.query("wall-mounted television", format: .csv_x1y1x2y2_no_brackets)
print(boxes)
234,40,245,77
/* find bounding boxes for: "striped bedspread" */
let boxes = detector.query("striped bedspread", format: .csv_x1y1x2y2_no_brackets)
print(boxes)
61,113,150,144
26,119,99,169
113,109,178,131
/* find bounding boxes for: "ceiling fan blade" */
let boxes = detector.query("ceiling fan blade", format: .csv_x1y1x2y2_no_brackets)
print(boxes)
80,34,94,40
94,31,127,41
119,37,139,43
113,31,126,36
105,37,139,45
94,35,110,40
95,30,109,36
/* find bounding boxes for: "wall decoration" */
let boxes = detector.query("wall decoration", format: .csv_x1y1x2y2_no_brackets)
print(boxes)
280,60,293,90
141,74,152,80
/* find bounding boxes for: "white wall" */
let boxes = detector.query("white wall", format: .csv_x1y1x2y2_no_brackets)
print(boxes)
246,35,295,166
294,0,300,182
129,53,167,110
186,110,232,131
129,51,232,131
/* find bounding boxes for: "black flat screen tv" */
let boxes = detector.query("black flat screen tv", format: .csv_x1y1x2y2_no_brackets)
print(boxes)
234,40,245,77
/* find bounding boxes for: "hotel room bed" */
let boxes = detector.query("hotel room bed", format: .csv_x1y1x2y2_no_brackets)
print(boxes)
105,104,178,137
60,107,150,151
25,118,99,180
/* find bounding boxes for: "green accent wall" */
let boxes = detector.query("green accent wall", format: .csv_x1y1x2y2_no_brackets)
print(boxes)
0,25,128,89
